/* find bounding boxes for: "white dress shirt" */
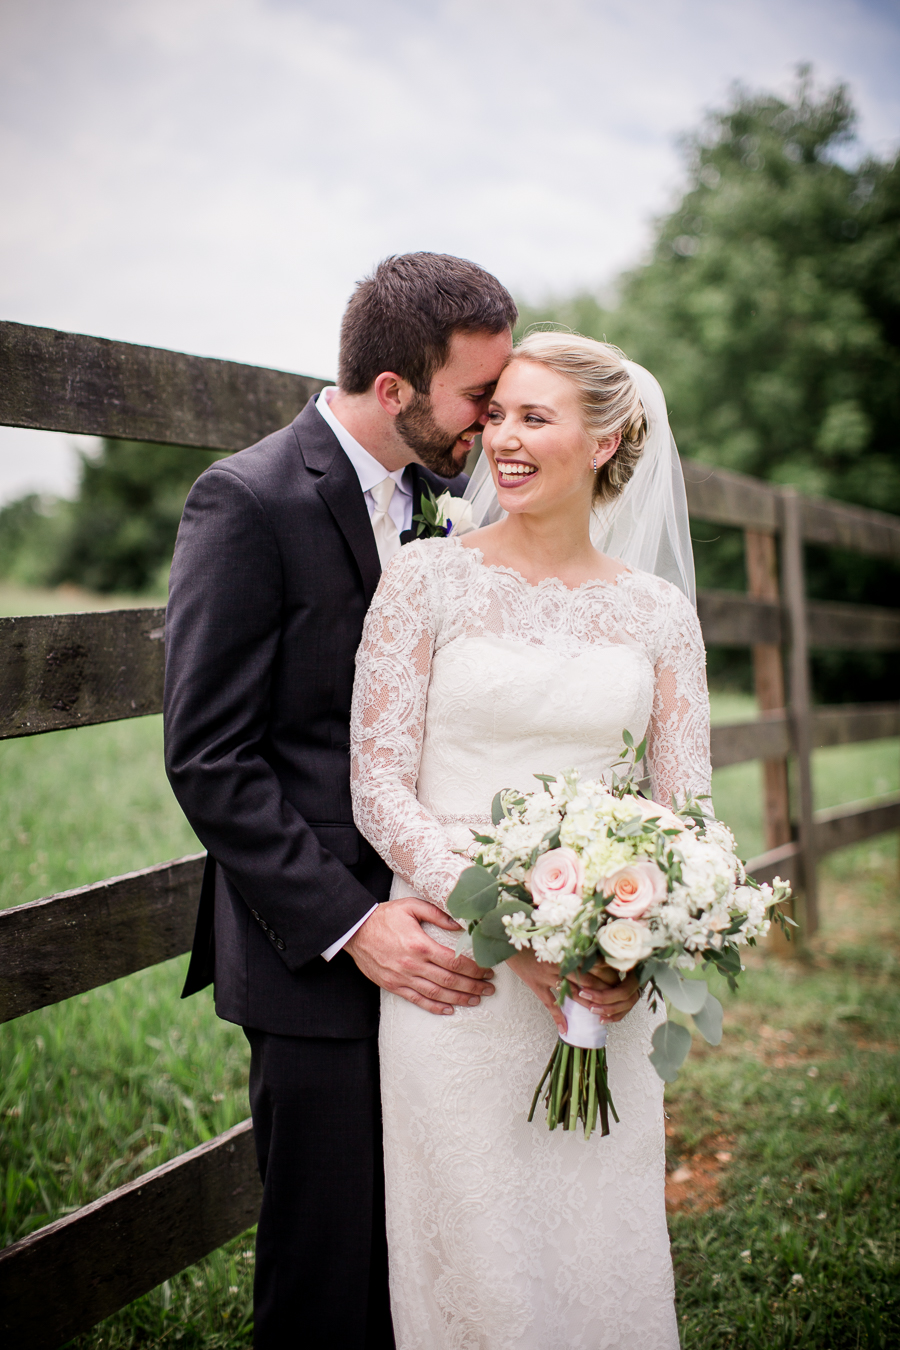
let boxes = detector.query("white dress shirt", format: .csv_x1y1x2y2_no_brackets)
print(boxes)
316,387,412,961
316,388,413,534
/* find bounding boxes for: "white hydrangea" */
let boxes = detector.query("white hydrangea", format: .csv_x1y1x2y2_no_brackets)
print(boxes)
501,910,533,951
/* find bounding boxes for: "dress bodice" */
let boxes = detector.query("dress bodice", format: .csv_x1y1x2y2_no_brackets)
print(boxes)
350,537,711,911
417,635,654,824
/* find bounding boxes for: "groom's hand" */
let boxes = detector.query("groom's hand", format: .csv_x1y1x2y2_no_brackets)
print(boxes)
345,896,495,1015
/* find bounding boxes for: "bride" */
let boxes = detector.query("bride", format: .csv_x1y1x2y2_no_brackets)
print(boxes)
350,332,711,1349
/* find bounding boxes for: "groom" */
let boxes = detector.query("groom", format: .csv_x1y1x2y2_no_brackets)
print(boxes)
164,253,517,1348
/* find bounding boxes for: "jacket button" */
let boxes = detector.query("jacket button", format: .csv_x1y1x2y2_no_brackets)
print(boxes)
276,939,285,951
269,931,278,942
251,910,260,920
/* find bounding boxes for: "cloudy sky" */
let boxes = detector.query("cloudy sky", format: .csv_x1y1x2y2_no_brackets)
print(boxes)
1,0,898,502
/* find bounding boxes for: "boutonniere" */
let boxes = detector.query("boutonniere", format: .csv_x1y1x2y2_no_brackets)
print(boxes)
413,485,477,539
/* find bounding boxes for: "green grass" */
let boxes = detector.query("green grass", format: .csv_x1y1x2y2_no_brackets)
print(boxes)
667,837,900,1348
0,588,897,1347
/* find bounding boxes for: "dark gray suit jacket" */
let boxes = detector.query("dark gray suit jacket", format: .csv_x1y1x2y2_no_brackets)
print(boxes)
164,396,466,1038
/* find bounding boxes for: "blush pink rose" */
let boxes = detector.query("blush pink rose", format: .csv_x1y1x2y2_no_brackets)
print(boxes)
603,861,667,918
529,847,585,905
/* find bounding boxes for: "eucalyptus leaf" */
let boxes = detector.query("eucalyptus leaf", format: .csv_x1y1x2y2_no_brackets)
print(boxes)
478,899,533,940
471,922,515,967
692,992,724,1046
648,1020,692,1082
650,963,709,1015
491,792,505,826
445,865,500,923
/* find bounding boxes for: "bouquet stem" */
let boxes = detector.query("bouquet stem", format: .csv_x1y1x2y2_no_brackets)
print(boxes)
528,1039,618,1140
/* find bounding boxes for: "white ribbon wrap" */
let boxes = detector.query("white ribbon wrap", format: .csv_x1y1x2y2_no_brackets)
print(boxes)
559,996,608,1050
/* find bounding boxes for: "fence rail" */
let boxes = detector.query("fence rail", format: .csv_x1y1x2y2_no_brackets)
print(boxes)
2,319,898,1348
0,1119,261,1350
0,854,204,1022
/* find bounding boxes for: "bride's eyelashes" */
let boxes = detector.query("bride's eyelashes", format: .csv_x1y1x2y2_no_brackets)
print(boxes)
486,408,552,427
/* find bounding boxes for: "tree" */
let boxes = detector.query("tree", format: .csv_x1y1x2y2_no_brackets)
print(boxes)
46,439,225,594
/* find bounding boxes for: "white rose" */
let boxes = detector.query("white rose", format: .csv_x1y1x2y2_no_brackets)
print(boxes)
598,917,655,972
435,491,477,536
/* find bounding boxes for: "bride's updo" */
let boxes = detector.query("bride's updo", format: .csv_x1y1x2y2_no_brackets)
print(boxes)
510,332,648,503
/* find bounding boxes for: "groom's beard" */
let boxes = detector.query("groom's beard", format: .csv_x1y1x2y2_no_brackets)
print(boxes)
396,392,471,479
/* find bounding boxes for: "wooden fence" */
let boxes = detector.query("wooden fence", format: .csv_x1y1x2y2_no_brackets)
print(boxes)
1,320,899,1347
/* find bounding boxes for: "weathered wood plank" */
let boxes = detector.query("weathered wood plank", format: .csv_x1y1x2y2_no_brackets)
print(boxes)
806,600,900,651
743,795,900,888
0,854,204,1022
800,496,900,563
683,460,778,533
695,592,900,651
812,702,900,748
814,793,900,856
782,489,819,931
683,458,900,561
744,529,792,875
0,321,326,451
711,714,791,769
0,607,165,739
745,840,802,889
697,590,782,646
709,703,900,769
0,1119,261,1350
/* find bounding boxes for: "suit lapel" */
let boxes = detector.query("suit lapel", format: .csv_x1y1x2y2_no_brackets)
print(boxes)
293,399,382,603
400,464,424,546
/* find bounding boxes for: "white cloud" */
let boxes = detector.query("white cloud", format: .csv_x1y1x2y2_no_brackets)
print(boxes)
0,0,897,500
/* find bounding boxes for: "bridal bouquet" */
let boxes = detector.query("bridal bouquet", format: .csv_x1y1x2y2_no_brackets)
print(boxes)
446,734,794,1140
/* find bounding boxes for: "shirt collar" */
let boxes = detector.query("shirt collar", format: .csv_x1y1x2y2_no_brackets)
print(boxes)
316,388,410,497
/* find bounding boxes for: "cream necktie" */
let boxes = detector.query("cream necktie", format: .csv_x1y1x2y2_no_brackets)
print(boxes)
370,477,402,568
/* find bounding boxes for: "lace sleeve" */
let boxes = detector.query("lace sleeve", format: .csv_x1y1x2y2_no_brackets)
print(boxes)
350,545,468,910
645,585,713,808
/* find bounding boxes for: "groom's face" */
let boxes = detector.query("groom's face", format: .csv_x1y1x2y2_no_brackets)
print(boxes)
396,327,513,478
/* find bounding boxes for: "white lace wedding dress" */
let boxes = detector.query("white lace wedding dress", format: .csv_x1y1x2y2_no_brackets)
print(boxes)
350,536,711,1350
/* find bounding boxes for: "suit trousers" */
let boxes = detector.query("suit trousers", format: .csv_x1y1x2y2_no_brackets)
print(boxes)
244,1028,394,1350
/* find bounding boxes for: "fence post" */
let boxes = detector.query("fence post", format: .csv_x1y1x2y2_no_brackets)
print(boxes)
744,528,796,951
780,488,818,934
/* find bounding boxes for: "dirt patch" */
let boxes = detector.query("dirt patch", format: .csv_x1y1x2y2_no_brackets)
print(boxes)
664,1122,734,1214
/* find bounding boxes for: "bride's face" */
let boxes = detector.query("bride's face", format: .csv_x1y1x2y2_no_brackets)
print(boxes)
483,360,615,518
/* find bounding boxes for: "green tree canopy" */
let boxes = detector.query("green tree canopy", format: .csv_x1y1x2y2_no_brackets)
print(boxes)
47,439,225,594
521,70,899,514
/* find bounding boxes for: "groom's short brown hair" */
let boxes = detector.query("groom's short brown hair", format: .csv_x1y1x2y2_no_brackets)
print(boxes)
338,253,518,395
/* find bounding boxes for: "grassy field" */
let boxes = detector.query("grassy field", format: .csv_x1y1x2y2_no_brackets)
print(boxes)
1,583,898,1347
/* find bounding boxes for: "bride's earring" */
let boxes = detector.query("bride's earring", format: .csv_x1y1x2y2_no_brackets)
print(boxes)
592,456,598,472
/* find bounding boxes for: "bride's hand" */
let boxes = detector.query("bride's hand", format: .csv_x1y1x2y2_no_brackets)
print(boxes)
507,951,641,1031
570,961,641,1024
506,949,568,1032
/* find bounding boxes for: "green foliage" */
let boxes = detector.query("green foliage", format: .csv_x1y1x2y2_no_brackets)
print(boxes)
0,440,224,596
51,440,226,594
521,70,899,512
0,493,72,587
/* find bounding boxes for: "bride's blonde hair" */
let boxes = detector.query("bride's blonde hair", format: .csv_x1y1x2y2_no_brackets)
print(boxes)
510,332,647,503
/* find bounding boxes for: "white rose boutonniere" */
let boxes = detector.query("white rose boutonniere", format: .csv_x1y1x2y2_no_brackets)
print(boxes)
414,485,477,538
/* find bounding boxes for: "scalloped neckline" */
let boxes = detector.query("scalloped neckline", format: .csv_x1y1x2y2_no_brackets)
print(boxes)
453,536,634,595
